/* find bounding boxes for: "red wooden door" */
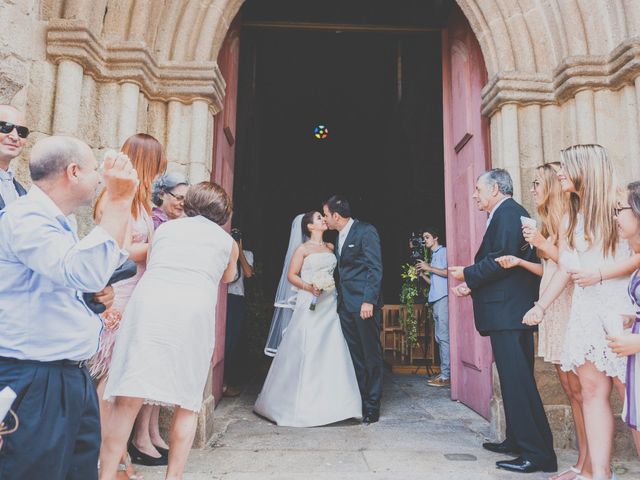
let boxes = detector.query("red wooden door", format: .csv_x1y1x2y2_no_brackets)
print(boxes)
442,5,493,418
211,15,241,406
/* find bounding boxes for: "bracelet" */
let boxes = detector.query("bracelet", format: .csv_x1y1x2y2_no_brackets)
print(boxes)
534,301,546,312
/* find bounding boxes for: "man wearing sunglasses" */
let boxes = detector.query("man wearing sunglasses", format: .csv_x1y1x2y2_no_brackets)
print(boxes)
0,105,29,210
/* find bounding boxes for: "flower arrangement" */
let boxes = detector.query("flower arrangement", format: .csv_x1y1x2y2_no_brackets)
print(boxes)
400,243,432,347
400,264,420,345
309,270,335,311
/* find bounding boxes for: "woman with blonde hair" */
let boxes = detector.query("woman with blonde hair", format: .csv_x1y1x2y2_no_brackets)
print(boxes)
497,162,588,479
524,145,638,480
90,133,168,476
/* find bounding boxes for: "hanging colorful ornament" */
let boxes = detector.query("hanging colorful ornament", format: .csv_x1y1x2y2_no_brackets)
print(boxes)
314,124,329,140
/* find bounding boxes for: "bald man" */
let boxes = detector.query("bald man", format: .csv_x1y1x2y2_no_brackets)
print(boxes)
0,136,138,480
0,105,28,209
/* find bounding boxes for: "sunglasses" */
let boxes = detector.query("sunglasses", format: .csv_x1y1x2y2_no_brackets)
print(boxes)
0,121,29,139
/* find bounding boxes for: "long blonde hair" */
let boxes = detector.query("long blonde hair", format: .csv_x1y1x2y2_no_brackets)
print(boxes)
561,144,619,256
94,133,167,220
535,162,567,247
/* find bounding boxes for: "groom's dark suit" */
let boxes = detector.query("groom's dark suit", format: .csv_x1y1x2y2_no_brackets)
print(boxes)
335,219,384,415
463,197,556,468
0,178,27,210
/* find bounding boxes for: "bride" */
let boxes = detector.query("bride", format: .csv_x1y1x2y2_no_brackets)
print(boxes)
254,211,362,427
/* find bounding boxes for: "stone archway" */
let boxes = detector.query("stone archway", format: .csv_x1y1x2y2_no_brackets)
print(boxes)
5,0,633,201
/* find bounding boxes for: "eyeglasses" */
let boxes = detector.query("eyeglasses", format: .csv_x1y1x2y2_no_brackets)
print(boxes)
167,190,185,202
531,180,541,190
613,206,632,216
0,121,29,139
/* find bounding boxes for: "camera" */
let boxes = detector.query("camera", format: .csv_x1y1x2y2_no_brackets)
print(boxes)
231,228,242,241
409,231,425,264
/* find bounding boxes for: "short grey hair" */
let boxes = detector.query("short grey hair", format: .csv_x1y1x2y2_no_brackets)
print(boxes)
479,168,513,196
152,171,189,206
30,136,86,182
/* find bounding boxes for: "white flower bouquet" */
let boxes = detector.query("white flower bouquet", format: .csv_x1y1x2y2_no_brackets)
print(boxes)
309,271,335,311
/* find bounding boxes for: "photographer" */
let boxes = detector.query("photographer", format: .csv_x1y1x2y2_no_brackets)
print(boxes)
223,227,254,397
416,227,450,387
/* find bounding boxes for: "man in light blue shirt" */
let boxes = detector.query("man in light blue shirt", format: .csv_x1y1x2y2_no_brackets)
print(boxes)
417,227,450,387
0,136,138,480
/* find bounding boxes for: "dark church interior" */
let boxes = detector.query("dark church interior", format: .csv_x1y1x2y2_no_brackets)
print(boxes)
231,0,454,371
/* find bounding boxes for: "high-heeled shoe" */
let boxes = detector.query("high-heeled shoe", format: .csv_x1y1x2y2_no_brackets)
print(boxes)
128,442,168,466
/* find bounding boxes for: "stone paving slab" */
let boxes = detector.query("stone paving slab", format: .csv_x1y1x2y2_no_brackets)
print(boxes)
138,374,640,479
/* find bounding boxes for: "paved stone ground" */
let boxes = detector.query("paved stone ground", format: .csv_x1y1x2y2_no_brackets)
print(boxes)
138,375,640,479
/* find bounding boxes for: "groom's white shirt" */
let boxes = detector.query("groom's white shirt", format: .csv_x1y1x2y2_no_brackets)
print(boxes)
338,218,355,254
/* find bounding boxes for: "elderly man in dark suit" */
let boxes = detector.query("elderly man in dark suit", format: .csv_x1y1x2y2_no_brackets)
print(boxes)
323,195,383,424
0,105,29,209
449,168,557,474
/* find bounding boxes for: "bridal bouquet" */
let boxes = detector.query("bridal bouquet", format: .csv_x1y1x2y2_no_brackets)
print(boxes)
309,271,335,311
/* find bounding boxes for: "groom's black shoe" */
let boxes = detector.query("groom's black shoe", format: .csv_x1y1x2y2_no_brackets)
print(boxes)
482,440,521,456
362,411,379,425
496,457,557,474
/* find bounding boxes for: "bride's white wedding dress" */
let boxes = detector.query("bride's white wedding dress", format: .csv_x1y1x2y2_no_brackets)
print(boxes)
254,252,362,427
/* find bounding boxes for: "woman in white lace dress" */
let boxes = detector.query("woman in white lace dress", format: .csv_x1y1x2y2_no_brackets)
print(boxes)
524,145,638,480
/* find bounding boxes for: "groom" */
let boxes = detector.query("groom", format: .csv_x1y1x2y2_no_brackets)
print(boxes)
323,195,383,424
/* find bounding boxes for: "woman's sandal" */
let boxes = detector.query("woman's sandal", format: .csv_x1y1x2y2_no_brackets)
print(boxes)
118,453,143,480
574,469,618,480
550,466,580,480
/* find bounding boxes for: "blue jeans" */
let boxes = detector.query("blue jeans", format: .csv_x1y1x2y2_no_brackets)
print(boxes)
431,296,450,378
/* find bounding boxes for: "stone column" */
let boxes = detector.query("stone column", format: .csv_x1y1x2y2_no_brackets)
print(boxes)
575,89,597,144
189,100,211,182
166,100,185,171
52,60,84,135
628,80,640,180
118,82,140,146
500,104,522,201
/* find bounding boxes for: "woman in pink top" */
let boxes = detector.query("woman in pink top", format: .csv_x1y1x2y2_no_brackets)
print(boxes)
90,133,167,476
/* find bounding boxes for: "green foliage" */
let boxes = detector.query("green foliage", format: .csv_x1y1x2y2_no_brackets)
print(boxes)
400,245,433,347
400,264,419,346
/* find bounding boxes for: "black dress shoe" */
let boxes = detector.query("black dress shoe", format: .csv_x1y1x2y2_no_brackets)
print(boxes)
362,412,380,424
482,440,521,455
496,457,557,474
128,442,168,466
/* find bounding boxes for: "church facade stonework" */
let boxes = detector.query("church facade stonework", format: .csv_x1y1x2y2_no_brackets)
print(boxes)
2,0,640,453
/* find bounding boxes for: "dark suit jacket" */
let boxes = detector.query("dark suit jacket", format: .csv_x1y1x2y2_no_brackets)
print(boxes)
463,198,540,336
336,220,383,313
0,178,27,210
